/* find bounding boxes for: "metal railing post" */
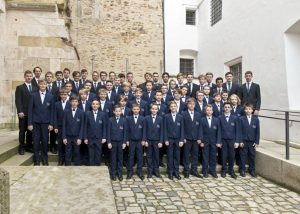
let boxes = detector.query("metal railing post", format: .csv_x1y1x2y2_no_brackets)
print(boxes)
285,111,290,160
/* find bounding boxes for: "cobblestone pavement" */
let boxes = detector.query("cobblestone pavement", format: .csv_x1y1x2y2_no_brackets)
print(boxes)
112,173,300,214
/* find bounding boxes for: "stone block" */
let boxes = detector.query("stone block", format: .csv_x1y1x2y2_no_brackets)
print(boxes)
18,36,42,47
23,57,50,72
0,168,9,214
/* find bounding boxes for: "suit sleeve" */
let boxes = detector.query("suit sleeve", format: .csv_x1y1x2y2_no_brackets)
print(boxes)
123,119,128,144
163,116,168,142
235,117,241,143
83,112,88,139
160,118,164,143
102,114,107,139
15,86,23,114
199,119,204,141
78,112,84,140
107,119,112,144
53,104,58,129
142,118,146,141
27,95,34,126
256,118,260,145
62,112,67,139
180,117,184,142
255,84,261,110
50,97,55,126
217,119,221,145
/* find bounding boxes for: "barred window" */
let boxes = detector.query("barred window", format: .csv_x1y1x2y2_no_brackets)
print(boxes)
186,10,196,25
180,58,194,75
211,0,222,26
230,62,242,85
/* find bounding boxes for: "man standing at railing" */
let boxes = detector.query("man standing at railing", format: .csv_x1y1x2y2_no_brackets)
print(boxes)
239,71,261,116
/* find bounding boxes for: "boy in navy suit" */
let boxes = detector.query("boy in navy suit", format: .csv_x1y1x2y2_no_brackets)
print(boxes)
221,91,229,104
173,89,187,114
141,81,155,104
53,89,71,165
119,95,131,118
230,94,244,117
212,93,223,117
62,96,85,166
203,85,214,105
239,103,260,177
106,80,118,105
161,84,173,105
144,103,164,178
195,90,206,117
128,88,148,116
112,77,123,95
63,81,76,100
164,101,184,180
121,82,135,101
78,89,91,113
200,104,221,178
28,79,54,166
182,98,202,178
83,80,97,102
84,100,107,166
219,102,240,179
126,104,145,180
98,88,113,117
107,105,128,181
180,85,190,103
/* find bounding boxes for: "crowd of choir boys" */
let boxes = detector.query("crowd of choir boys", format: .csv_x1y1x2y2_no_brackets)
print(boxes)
15,67,261,181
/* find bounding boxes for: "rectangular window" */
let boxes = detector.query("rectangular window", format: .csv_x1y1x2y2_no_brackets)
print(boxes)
211,0,222,26
230,62,242,85
186,10,196,25
180,58,194,75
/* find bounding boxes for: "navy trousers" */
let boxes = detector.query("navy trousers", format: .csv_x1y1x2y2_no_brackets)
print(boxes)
202,142,217,174
88,138,102,166
65,137,81,166
221,139,235,173
146,140,159,174
166,139,180,175
56,128,65,163
183,140,199,174
240,141,256,173
110,141,123,177
32,123,49,163
127,140,143,175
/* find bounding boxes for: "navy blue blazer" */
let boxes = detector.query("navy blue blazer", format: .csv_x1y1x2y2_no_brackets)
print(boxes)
143,115,164,142
162,94,173,105
200,116,221,144
180,95,190,103
112,85,123,95
240,116,260,144
167,89,175,98
71,81,84,94
127,115,145,141
28,91,54,125
106,91,118,105
62,108,85,139
203,96,214,105
120,91,135,102
107,117,128,143
141,91,155,104
87,92,97,102
78,100,92,113
174,100,187,114
194,101,206,117
128,99,149,116
219,114,240,142
53,100,71,129
91,82,100,94
212,102,223,117
156,102,168,117
99,100,113,117
163,113,184,141
84,111,107,140
231,105,244,117
182,111,202,141
120,106,132,118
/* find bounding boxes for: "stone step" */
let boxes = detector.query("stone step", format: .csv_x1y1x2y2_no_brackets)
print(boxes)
0,153,33,166
0,140,19,164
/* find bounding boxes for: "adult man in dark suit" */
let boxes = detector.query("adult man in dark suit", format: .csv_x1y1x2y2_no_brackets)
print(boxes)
212,77,226,96
31,66,42,89
53,71,64,91
206,72,217,89
71,71,83,95
186,73,200,98
63,68,73,85
223,72,239,97
152,72,162,91
91,71,100,94
138,72,153,92
15,70,37,155
239,71,261,115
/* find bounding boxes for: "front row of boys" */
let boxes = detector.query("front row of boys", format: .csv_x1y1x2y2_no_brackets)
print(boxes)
29,80,260,181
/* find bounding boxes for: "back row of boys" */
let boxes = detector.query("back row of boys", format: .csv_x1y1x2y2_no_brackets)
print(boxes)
15,67,260,181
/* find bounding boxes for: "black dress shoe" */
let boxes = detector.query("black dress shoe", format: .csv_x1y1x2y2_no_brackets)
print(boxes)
126,175,132,180
118,175,123,181
147,173,152,178
250,171,257,178
240,171,246,177
52,147,58,154
183,172,189,178
210,172,218,178
221,171,226,178
42,162,49,166
159,162,166,167
191,171,203,178
19,148,25,155
174,173,181,180
154,172,162,178
58,161,65,166
25,148,34,153
111,176,117,181
168,174,174,180
137,174,144,180
203,172,209,178
34,162,40,166
230,172,237,179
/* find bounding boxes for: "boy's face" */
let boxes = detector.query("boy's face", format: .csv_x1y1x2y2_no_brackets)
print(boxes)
100,73,107,81
153,74,159,82
230,96,237,105
177,76,183,84
99,92,107,100
73,73,81,82
114,78,121,86
197,93,204,101
33,68,42,78
170,103,177,113
56,73,63,81
120,100,126,107
203,87,210,95
109,73,116,81
223,104,232,113
131,85,137,91
123,85,130,92
216,80,223,88
214,95,221,102
81,71,88,79
244,106,253,115
71,99,79,108
169,81,176,89
245,73,252,82
39,82,47,91
181,87,188,96
63,70,70,78
187,102,195,111
155,92,162,101
174,92,181,100
206,74,213,83
135,91,142,99
120,77,125,83
114,108,122,117
162,74,169,83
199,77,206,85
150,105,158,115
206,107,213,116
187,75,193,83
24,73,33,83
80,93,87,101
60,93,68,101
91,101,100,110
64,84,72,92
146,83,153,91
161,86,168,94
226,74,233,82
106,83,113,90
132,106,140,115
222,93,228,101
84,83,92,90
127,74,133,82
92,73,99,81
145,74,152,81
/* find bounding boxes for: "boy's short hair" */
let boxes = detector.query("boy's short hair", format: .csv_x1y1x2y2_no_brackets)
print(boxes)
38,78,46,84
69,96,79,101
173,88,182,95
131,82,138,86
106,80,113,85
100,71,107,76
186,97,196,104
205,104,213,110
81,68,88,73
215,77,223,83
245,71,253,76
33,66,42,73
118,95,128,102
162,72,169,77
55,70,63,76
92,71,99,75
213,92,221,98
109,71,116,75
64,81,73,86
203,85,210,90
79,89,88,95
84,80,92,85
63,68,70,73
186,73,194,77
122,82,131,87
59,88,68,94
176,73,184,78
223,102,232,107
196,90,204,96
145,80,153,85
91,99,100,104
72,71,80,78
205,72,214,77
126,72,133,77
225,71,233,77
113,104,122,110
45,71,54,77
98,88,107,94
198,74,206,79
131,103,140,109
221,91,228,95
150,103,159,109
155,90,162,95
118,73,125,78
168,100,177,108
24,70,32,76
144,72,152,78
181,85,188,90
135,88,143,93
243,103,254,109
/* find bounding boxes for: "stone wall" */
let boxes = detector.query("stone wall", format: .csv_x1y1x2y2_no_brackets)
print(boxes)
68,0,164,82
0,168,9,214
